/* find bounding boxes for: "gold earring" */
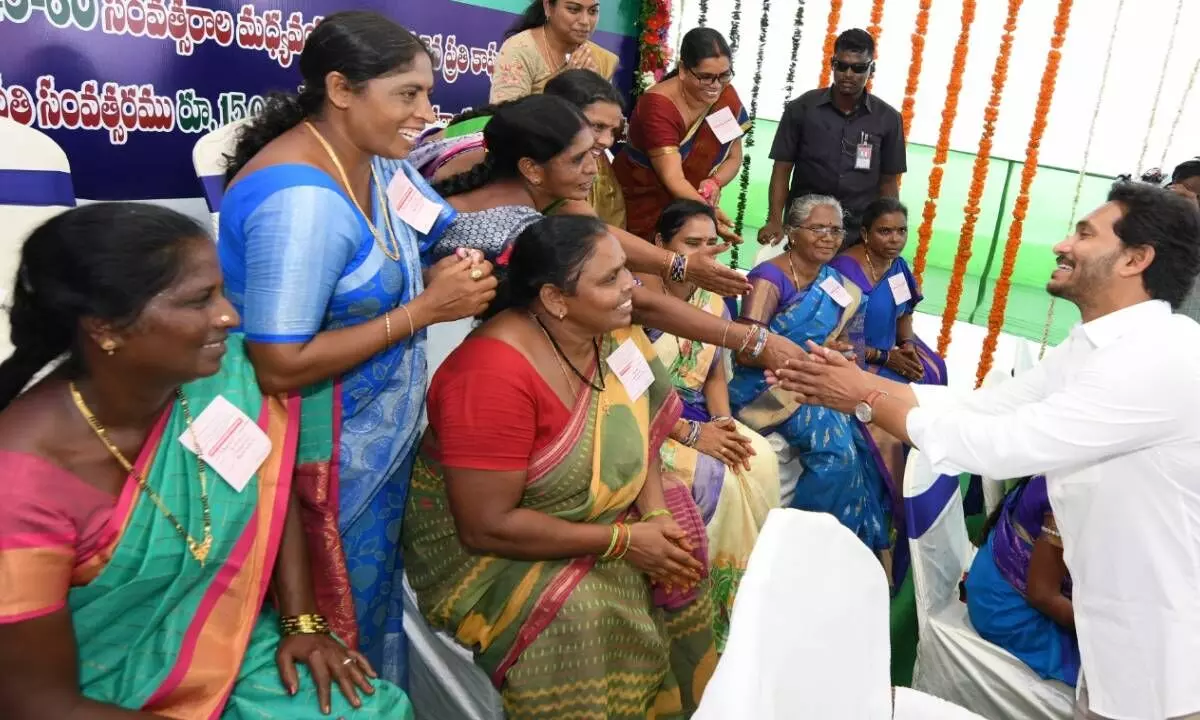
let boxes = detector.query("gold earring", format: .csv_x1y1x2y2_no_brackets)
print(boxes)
100,339,117,356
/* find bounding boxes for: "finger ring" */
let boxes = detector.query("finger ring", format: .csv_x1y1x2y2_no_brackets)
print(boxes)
470,268,483,280
343,657,355,666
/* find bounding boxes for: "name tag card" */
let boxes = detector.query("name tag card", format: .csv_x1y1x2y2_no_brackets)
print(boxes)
888,273,912,305
855,142,873,171
819,276,853,308
387,171,442,234
606,339,654,401
178,395,271,493
706,106,744,145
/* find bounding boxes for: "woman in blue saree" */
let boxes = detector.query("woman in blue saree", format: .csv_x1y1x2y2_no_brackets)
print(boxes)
965,476,1079,686
728,195,897,552
217,12,497,686
828,198,947,386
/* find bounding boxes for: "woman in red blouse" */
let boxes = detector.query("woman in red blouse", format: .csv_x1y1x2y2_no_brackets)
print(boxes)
403,215,716,718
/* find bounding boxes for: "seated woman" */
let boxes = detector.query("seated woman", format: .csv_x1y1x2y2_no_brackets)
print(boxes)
728,195,898,554
965,476,1079,687
491,0,618,103
828,198,947,385
427,93,804,373
0,204,410,719
612,28,747,244
415,69,628,229
638,199,780,650
404,215,716,718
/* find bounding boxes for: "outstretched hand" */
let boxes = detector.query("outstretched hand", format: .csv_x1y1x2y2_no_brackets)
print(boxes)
688,244,753,297
766,340,872,414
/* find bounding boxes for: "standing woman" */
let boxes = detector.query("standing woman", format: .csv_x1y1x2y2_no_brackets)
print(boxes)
218,11,497,685
613,28,748,243
491,0,619,103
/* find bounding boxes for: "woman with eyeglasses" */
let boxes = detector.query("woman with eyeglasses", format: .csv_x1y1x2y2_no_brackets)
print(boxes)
828,198,947,385
727,195,896,557
612,27,746,244
491,0,618,104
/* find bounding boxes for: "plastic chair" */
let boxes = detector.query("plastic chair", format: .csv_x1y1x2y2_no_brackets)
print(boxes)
191,118,251,238
0,119,76,362
906,451,1073,720
402,574,504,720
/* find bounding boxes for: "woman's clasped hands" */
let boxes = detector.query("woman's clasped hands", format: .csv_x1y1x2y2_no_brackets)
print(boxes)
625,515,704,593
694,417,755,472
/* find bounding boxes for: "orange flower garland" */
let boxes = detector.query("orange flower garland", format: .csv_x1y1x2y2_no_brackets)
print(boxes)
900,0,932,140
865,0,886,93
976,0,1074,387
817,0,844,88
911,0,976,285
936,0,1022,357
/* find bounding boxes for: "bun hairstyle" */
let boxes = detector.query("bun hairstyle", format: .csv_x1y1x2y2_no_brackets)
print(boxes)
483,215,608,320
223,11,430,184
0,203,204,410
431,94,587,198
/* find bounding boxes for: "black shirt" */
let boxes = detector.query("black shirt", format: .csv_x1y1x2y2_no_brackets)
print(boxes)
769,88,906,217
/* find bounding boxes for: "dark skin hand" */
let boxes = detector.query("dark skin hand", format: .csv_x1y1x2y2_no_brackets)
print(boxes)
1024,520,1074,631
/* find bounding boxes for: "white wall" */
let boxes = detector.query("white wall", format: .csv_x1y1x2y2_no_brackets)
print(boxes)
671,0,1200,177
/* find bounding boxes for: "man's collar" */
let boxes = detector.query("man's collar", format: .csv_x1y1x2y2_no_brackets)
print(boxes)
820,87,873,112
1078,299,1171,348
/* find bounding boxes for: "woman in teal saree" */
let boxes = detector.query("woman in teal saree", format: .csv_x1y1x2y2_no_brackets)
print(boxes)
0,204,410,718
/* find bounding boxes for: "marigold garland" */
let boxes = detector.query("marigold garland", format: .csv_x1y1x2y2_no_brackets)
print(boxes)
635,0,673,96
976,0,1074,387
731,0,771,268
900,0,932,140
817,0,843,88
911,0,975,285
865,0,886,93
936,0,1022,358
782,0,808,103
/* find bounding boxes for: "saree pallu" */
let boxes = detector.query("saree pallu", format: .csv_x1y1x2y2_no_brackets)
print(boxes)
647,289,780,651
965,477,1080,687
728,264,898,551
64,338,411,718
403,327,717,719
828,254,947,386
218,158,456,684
612,85,750,240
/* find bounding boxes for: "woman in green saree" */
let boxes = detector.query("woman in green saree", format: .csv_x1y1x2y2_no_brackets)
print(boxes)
0,204,410,719
404,215,717,718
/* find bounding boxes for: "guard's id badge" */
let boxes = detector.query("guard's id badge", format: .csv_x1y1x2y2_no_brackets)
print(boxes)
855,142,873,171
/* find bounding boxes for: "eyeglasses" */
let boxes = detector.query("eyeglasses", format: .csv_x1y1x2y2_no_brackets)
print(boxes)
793,225,846,238
832,59,874,75
688,68,734,86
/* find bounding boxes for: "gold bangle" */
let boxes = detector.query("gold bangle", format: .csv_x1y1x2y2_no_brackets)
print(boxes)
614,523,632,559
398,304,416,339
279,613,330,636
602,524,620,559
384,311,393,346
641,508,671,522
720,321,732,350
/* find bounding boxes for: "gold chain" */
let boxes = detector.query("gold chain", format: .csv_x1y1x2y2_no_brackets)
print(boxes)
303,121,403,262
70,383,213,566
863,248,880,284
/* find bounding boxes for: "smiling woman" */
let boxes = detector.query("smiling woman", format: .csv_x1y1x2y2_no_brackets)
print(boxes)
216,10,498,688
491,0,619,103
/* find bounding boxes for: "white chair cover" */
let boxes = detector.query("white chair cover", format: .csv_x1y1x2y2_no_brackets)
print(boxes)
402,574,504,720
425,318,473,385
191,118,252,238
893,687,988,719
754,240,784,266
906,451,1073,720
696,508,893,719
0,119,76,363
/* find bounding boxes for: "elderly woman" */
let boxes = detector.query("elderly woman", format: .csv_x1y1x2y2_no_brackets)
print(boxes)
491,0,619,103
728,195,898,554
829,198,947,385
613,28,747,243
217,12,497,684
0,204,411,719
404,215,716,719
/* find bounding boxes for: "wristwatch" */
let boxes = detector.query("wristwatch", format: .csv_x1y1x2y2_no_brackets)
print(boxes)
854,390,889,423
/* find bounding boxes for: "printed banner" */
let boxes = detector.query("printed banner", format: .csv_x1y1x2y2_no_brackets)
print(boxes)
0,0,636,200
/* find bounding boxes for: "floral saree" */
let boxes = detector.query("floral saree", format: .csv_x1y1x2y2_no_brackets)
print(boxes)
0,338,411,718
403,327,717,719
612,84,749,240
646,289,780,651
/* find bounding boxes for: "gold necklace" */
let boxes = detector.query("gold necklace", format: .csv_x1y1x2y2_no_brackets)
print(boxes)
863,248,880,284
70,383,213,566
786,252,808,289
539,26,570,72
303,121,403,262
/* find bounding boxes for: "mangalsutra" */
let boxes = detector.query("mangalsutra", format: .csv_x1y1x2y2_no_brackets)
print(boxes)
531,313,605,393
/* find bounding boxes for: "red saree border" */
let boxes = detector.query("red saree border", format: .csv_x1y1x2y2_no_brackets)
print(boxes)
527,357,600,484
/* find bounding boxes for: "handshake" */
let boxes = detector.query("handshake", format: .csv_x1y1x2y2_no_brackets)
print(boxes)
766,340,881,416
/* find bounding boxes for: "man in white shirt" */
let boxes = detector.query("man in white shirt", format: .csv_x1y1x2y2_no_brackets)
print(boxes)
771,183,1200,720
